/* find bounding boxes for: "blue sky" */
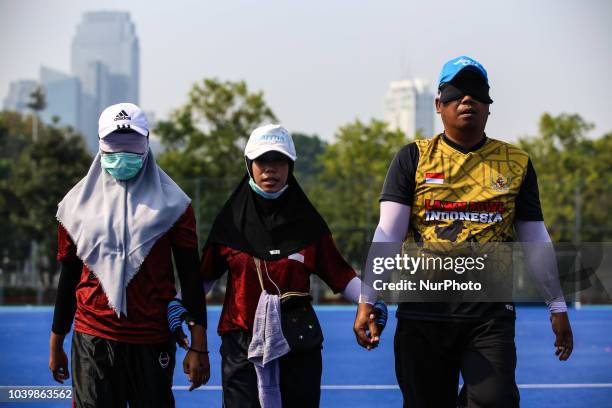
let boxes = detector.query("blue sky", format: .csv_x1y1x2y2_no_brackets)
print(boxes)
1,0,610,142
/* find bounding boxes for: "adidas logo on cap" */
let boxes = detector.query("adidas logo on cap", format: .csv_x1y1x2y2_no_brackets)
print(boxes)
114,110,131,121
99,103,149,139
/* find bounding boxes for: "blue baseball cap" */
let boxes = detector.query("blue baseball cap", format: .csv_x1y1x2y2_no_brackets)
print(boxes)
437,56,489,88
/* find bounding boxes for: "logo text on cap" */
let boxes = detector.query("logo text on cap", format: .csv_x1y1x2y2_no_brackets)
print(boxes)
453,58,480,68
256,134,285,143
114,110,131,121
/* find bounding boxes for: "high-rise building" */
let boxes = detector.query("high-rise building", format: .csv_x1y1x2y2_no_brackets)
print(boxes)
2,11,143,154
71,11,140,152
384,79,434,138
39,67,81,131
3,80,39,114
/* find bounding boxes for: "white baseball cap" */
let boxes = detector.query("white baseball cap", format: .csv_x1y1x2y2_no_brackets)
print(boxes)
98,102,149,139
244,124,297,161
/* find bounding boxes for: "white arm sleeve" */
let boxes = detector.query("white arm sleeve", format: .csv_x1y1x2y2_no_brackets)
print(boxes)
353,201,411,303
373,201,412,243
515,220,567,313
341,276,376,304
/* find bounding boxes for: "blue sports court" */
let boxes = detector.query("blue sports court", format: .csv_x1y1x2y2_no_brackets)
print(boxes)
1,306,611,407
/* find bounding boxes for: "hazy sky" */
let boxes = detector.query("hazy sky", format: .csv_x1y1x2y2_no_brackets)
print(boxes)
1,0,611,142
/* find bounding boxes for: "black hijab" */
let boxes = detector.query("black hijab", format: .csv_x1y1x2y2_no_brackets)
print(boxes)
205,173,330,261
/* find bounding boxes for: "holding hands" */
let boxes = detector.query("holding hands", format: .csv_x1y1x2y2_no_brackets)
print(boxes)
168,299,211,390
353,301,388,350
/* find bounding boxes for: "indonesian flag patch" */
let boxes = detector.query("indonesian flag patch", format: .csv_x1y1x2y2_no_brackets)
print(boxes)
425,172,445,184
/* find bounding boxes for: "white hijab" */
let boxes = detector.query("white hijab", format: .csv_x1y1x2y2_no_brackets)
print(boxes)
56,139,190,316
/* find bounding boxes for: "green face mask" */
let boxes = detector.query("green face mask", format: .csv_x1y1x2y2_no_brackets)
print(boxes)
100,152,144,180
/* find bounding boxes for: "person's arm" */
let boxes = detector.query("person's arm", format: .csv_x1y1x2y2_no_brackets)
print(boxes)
514,159,566,312
169,205,209,389
170,244,228,349
515,220,573,361
169,206,207,325
200,244,229,295
51,259,82,335
173,247,206,327
353,202,412,350
174,250,222,301
49,259,82,383
373,201,412,243
341,276,375,304
312,234,384,349
174,247,208,388
514,159,572,361
355,144,417,350
49,225,81,383
514,220,567,313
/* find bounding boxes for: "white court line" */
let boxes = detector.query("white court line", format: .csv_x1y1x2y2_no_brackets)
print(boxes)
173,383,612,391
517,384,612,389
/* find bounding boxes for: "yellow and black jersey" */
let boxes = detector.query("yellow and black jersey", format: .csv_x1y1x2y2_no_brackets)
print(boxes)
380,133,543,320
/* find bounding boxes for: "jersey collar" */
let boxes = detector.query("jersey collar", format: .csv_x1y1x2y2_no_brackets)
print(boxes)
441,133,488,154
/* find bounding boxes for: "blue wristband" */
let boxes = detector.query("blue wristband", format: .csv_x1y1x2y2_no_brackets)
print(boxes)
167,298,188,333
373,301,388,329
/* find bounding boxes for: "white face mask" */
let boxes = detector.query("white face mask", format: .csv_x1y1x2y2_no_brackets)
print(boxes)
248,177,288,199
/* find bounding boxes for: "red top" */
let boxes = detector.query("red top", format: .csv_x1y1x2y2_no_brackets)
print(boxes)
57,205,197,344
201,234,356,335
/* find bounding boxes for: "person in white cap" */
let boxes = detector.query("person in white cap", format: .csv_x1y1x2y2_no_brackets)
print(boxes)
178,124,385,407
48,103,210,407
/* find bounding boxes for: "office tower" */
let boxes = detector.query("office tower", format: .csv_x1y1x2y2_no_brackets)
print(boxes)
39,67,81,131
3,80,39,114
384,79,434,138
71,11,140,152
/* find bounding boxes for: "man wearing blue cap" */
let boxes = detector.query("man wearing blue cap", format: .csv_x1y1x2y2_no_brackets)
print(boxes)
356,56,573,407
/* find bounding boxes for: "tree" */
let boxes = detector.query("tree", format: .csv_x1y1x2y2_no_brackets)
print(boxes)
312,119,409,266
27,86,47,143
291,132,327,194
0,111,91,280
26,86,47,112
155,79,277,239
518,113,612,241
0,112,37,275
